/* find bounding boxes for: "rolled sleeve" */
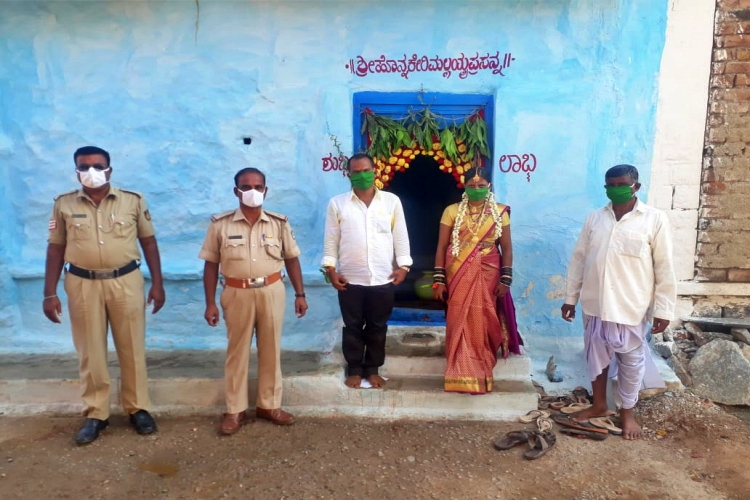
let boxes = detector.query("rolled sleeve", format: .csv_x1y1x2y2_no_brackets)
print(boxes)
198,222,221,263
281,220,301,259
47,201,67,245
136,197,156,239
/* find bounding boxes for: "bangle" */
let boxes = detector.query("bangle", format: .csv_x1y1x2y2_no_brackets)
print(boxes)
499,277,512,287
44,295,57,300
295,293,306,298
431,283,445,289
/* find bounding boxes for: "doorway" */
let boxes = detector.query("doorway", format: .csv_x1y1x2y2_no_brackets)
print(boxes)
385,155,462,308
352,92,494,312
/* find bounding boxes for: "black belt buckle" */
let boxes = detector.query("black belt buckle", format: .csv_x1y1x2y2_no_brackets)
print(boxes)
68,260,138,280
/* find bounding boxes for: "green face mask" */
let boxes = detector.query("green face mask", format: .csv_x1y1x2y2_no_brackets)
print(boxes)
605,185,635,204
350,171,375,190
465,187,489,202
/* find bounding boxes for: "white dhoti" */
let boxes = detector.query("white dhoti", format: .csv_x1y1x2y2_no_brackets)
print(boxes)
583,315,665,409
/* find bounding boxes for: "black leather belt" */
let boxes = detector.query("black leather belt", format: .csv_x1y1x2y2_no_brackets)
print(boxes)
67,260,140,280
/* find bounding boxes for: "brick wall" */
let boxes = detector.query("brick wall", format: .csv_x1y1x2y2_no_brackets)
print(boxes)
698,0,750,282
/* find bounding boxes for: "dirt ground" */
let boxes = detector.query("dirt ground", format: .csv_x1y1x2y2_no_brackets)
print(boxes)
1,391,749,500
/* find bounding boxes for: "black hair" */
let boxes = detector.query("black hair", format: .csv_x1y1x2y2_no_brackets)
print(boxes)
234,167,266,187
605,164,639,183
74,146,110,165
346,153,375,171
463,166,492,183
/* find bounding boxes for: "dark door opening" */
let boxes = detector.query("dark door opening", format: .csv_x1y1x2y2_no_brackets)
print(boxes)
352,92,494,315
385,154,463,309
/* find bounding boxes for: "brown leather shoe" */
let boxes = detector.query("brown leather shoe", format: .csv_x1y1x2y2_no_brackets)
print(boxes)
219,411,247,435
255,407,295,426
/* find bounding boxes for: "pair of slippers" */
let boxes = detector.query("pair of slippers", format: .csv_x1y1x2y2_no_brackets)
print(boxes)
518,410,553,432
552,414,623,438
493,429,557,460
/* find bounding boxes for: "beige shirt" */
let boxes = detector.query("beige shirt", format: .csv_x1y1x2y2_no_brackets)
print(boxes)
198,208,301,279
47,186,154,270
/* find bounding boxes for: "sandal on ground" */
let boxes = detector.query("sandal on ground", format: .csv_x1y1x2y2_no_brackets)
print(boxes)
549,401,568,411
559,427,608,441
572,386,592,404
552,414,609,434
523,430,557,460
559,402,593,414
588,417,623,435
493,430,533,451
536,417,553,432
518,409,550,423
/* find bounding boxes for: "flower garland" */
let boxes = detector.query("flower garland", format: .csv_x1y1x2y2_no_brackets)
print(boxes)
451,191,504,257
361,107,490,190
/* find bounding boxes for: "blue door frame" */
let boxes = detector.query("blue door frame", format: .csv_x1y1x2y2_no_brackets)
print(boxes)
352,91,495,175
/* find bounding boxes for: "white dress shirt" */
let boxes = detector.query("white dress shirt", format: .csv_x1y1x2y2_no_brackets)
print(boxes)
322,189,413,286
564,199,676,325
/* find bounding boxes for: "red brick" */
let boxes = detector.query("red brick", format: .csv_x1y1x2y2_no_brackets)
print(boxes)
695,268,729,282
714,48,730,62
719,0,740,8
720,87,750,100
710,74,735,88
711,142,747,156
728,269,750,282
736,48,750,60
708,114,725,126
700,206,732,219
703,168,717,183
703,181,729,195
715,20,750,36
710,101,750,114
720,35,750,47
708,126,727,142
725,61,750,73
736,74,750,85
696,243,721,257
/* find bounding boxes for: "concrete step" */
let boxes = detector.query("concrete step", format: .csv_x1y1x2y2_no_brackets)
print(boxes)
0,348,538,420
0,373,538,421
323,324,532,381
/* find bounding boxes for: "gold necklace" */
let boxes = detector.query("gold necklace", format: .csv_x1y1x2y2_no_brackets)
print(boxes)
464,201,488,243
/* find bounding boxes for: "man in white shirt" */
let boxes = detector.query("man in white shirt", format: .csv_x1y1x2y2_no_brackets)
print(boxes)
322,153,413,389
561,164,675,440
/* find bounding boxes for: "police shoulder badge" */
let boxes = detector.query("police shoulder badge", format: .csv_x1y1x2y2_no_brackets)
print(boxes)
144,210,151,221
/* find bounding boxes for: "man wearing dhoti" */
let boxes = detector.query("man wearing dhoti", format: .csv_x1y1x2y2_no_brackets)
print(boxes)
561,164,676,439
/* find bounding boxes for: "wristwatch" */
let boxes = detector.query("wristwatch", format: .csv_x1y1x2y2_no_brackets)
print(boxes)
399,265,411,272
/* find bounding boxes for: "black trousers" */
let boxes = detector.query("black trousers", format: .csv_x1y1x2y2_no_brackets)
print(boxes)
338,283,395,378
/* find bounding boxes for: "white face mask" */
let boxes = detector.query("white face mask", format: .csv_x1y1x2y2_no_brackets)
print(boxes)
78,167,110,189
240,188,265,208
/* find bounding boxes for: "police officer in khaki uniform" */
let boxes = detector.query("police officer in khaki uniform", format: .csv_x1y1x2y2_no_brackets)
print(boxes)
200,167,308,435
43,146,165,445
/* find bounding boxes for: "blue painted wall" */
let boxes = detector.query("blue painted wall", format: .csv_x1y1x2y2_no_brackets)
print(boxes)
0,0,668,354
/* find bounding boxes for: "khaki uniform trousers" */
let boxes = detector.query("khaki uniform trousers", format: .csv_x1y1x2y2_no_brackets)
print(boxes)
64,270,151,420
220,279,285,413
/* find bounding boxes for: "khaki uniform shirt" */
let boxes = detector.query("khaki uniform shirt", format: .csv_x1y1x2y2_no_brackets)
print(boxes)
198,208,301,279
47,186,155,270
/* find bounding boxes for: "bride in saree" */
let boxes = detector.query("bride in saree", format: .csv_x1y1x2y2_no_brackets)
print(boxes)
432,166,522,394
